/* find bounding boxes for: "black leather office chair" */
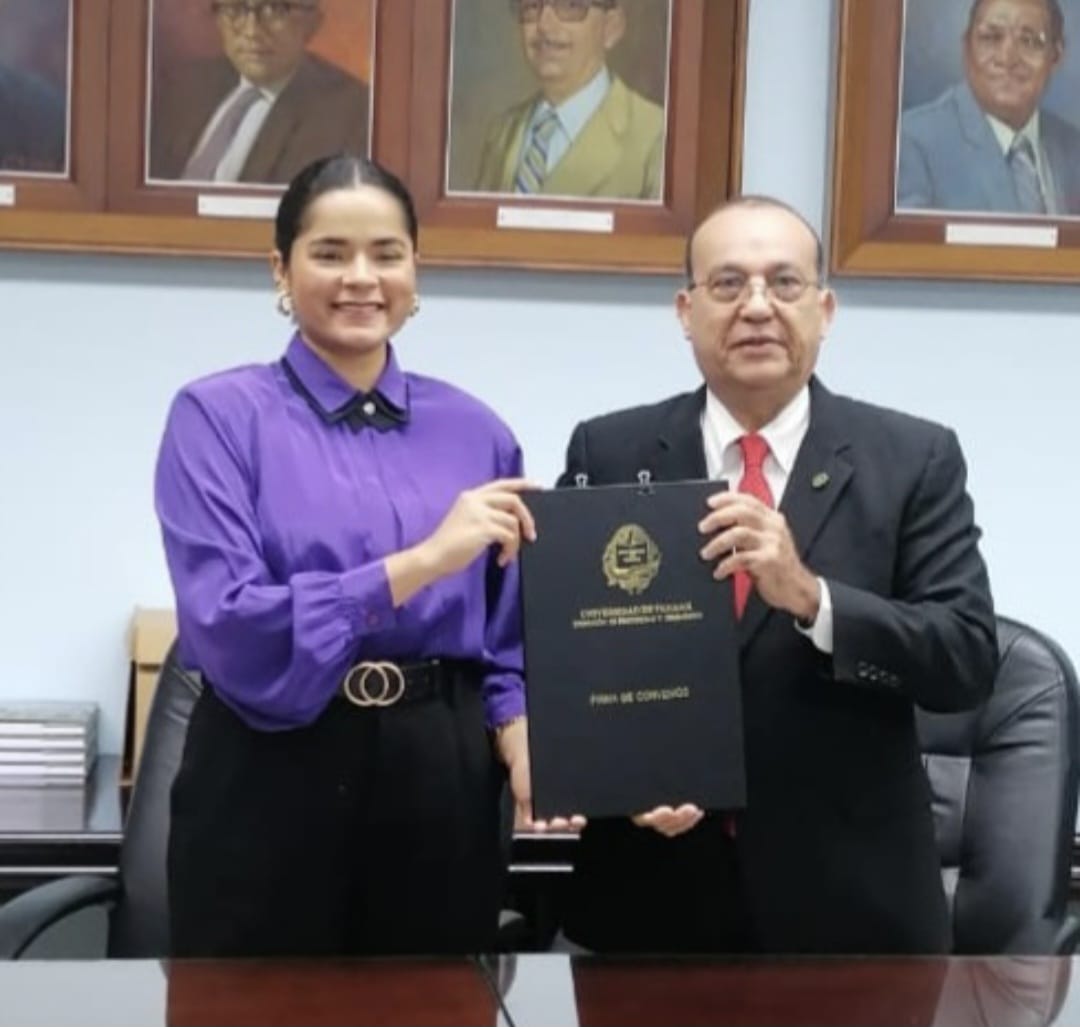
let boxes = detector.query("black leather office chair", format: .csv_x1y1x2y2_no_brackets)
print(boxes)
917,615,1080,954
0,643,199,957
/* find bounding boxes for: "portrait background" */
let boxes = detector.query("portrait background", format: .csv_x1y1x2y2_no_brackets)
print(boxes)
899,0,1080,126
149,0,374,89
0,0,738,263
0,0,70,93
445,0,671,193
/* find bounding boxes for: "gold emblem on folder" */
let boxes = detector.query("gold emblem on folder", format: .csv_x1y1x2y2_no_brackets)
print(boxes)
603,523,661,594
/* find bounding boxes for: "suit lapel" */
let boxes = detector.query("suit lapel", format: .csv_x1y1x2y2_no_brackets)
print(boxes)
168,61,237,178
738,379,854,648
651,387,708,482
544,79,629,197
1041,118,1068,211
243,60,315,180
954,81,1017,208
495,104,531,191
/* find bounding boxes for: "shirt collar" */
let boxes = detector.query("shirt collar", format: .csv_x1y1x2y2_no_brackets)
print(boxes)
703,385,810,475
533,65,610,140
238,66,297,102
985,108,1042,156
282,334,409,422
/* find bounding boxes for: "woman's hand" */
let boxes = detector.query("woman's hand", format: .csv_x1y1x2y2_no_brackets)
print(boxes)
386,478,538,606
427,478,538,574
496,717,587,834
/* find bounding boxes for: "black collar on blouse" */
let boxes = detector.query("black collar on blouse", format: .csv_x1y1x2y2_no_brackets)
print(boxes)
281,359,409,433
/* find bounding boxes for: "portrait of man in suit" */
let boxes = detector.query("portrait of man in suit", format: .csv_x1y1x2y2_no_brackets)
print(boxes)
897,0,1080,216
447,0,669,202
0,0,69,176
147,0,371,186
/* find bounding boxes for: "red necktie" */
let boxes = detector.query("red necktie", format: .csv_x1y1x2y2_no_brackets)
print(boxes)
734,433,774,618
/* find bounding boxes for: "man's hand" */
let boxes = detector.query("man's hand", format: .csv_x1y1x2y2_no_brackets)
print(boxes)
698,492,820,622
494,717,586,834
633,804,704,838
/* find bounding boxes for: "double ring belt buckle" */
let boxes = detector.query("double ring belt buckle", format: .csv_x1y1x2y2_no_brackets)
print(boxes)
342,660,406,708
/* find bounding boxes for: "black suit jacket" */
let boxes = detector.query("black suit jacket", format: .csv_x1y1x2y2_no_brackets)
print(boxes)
149,54,369,183
557,378,997,954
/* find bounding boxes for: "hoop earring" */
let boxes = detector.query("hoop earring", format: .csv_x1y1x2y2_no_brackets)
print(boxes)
276,291,293,318
410,294,421,317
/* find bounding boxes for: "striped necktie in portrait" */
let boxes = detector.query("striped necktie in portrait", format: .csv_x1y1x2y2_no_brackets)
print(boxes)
182,85,262,182
514,108,560,194
1007,135,1047,215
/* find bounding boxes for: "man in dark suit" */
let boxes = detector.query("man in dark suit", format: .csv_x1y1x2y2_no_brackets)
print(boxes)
556,196,997,954
148,0,369,184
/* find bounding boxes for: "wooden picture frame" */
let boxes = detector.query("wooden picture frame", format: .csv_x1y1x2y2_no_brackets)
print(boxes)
830,0,1080,283
407,0,748,274
0,0,109,243
101,0,410,257
0,0,411,257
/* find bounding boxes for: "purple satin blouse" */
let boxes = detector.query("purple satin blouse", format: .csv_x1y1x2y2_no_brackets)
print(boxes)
154,335,525,731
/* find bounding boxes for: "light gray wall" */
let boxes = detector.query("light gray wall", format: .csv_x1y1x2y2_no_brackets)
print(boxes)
1,0,1077,754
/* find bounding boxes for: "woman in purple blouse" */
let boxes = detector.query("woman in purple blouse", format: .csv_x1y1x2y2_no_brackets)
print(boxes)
155,155,538,956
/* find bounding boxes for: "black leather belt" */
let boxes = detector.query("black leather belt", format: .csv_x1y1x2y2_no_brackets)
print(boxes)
337,658,461,708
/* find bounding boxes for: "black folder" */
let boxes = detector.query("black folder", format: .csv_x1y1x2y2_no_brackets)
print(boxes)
520,480,745,819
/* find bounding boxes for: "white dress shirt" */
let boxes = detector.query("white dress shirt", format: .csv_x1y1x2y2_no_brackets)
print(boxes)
701,386,834,653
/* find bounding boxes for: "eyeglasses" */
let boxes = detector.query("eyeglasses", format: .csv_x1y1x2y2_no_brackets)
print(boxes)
514,0,614,24
210,1,317,28
970,24,1051,59
688,269,819,305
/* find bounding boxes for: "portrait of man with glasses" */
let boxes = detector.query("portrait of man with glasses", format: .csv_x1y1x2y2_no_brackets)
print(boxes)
147,0,371,185
0,0,68,176
447,0,669,201
897,0,1080,215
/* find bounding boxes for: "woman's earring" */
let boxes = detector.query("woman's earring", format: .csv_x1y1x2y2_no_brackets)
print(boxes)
410,294,421,317
276,291,293,318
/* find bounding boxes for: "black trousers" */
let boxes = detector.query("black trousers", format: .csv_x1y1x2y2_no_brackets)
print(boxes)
562,816,754,954
168,669,507,957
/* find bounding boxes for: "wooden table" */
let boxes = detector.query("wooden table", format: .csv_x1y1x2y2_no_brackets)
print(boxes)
0,954,1072,1026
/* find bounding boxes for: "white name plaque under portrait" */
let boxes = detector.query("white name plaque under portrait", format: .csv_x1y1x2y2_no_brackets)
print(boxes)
196,195,278,220
497,206,614,234
945,223,1059,249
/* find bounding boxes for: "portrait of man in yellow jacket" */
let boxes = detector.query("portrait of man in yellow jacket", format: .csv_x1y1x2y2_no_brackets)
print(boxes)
469,0,667,202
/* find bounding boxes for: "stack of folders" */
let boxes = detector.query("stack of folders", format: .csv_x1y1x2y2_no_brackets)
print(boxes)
0,701,98,830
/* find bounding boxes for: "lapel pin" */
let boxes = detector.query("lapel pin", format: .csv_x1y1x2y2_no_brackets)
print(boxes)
811,472,830,490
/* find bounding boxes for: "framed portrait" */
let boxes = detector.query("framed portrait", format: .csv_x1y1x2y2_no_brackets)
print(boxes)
831,0,1080,283
0,0,108,244
0,0,412,256
407,0,748,273
94,0,411,257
